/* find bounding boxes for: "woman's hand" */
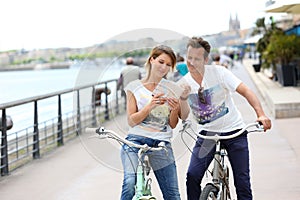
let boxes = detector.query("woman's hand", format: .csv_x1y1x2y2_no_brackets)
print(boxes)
150,93,166,108
167,97,180,128
167,97,180,111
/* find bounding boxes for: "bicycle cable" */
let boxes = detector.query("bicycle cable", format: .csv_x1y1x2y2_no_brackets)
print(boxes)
179,124,222,175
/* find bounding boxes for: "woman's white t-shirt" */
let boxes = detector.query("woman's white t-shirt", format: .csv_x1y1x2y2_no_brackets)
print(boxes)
177,65,245,133
124,79,174,142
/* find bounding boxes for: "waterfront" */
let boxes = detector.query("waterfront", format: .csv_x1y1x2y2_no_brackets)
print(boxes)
0,59,123,134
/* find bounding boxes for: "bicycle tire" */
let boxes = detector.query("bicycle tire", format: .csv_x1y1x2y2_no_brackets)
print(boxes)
200,184,218,200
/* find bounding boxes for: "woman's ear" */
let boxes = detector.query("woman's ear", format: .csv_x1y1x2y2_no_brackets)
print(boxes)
150,56,155,64
204,56,209,64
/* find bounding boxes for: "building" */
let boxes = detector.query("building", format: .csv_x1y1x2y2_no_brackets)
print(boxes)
229,13,241,32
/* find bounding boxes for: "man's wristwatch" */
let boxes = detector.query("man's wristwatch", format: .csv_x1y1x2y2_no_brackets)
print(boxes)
180,96,188,101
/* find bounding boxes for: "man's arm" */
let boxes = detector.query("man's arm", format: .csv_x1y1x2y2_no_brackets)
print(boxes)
178,84,191,120
179,98,190,120
236,82,272,131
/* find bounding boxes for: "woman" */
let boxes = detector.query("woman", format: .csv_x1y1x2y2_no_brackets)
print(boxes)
120,45,183,200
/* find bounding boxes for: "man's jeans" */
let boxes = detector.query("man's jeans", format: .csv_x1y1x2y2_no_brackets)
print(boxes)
120,134,181,200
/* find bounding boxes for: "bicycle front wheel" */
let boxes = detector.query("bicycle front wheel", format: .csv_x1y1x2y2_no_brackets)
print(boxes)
200,184,218,200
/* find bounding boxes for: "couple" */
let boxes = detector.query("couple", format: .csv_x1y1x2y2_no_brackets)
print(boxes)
120,37,271,200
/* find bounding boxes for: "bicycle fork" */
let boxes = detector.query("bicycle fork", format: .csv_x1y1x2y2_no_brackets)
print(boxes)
133,151,156,200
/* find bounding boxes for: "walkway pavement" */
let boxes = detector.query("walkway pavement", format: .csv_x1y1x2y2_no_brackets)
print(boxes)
243,59,300,118
0,60,300,200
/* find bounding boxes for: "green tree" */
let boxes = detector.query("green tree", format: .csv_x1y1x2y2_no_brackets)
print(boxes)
252,16,284,69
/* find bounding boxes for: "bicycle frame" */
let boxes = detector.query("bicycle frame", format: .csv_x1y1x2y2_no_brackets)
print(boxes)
86,127,164,200
211,140,231,200
180,120,264,200
133,149,156,200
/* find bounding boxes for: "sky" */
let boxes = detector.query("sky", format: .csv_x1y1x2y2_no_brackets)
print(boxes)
0,0,287,51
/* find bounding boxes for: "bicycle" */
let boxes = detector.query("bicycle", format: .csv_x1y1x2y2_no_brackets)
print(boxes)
86,126,166,200
180,120,264,200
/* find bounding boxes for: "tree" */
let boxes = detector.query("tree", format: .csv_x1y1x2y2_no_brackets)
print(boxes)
252,17,283,68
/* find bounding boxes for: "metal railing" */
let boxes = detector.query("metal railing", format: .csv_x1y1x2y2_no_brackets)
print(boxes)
0,78,126,176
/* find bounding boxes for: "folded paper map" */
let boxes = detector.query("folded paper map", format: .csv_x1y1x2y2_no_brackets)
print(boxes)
153,79,184,99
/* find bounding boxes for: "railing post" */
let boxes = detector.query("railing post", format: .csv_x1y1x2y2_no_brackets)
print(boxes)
115,81,119,115
33,101,40,159
104,83,109,120
91,87,97,126
76,90,81,134
1,109,9,176
57,95,63,146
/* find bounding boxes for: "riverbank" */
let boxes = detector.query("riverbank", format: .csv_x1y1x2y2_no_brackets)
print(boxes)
0,62,70,71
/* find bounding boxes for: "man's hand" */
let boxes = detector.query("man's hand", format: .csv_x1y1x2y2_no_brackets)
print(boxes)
257,115,272,132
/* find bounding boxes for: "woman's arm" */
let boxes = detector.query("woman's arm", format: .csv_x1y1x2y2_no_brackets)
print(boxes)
167,97,180,128
126,91,150,127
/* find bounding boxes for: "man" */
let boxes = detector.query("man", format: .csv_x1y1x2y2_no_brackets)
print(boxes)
117,57,142,97
177,37,271,200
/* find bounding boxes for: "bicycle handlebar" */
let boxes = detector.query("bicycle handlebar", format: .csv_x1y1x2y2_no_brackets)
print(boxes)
85,127,166,152
180,120,264,142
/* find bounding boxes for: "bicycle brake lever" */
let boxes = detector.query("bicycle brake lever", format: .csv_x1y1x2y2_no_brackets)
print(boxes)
158,141,166,148
180,120,192,133
255,122,264,132
158,142,169,156
88,135,100,139
96,127,106,134
94,126,110,139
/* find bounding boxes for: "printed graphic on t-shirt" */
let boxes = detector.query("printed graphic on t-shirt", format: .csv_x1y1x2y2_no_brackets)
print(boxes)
139,93,150,108
188,84,228,125
141,104,170,132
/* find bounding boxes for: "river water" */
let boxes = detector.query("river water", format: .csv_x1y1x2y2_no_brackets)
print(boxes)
0,59,123,135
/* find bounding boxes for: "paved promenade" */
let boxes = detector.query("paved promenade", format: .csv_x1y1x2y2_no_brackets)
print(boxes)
0,60,300,199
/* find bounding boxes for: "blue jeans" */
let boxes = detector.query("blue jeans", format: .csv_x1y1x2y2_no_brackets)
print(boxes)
186,130,252,200
120,134,181,200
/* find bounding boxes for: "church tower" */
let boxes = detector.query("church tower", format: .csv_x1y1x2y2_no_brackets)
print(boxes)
229,13,240,32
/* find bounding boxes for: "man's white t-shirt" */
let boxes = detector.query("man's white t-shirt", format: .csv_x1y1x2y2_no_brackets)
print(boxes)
177,65,245,133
